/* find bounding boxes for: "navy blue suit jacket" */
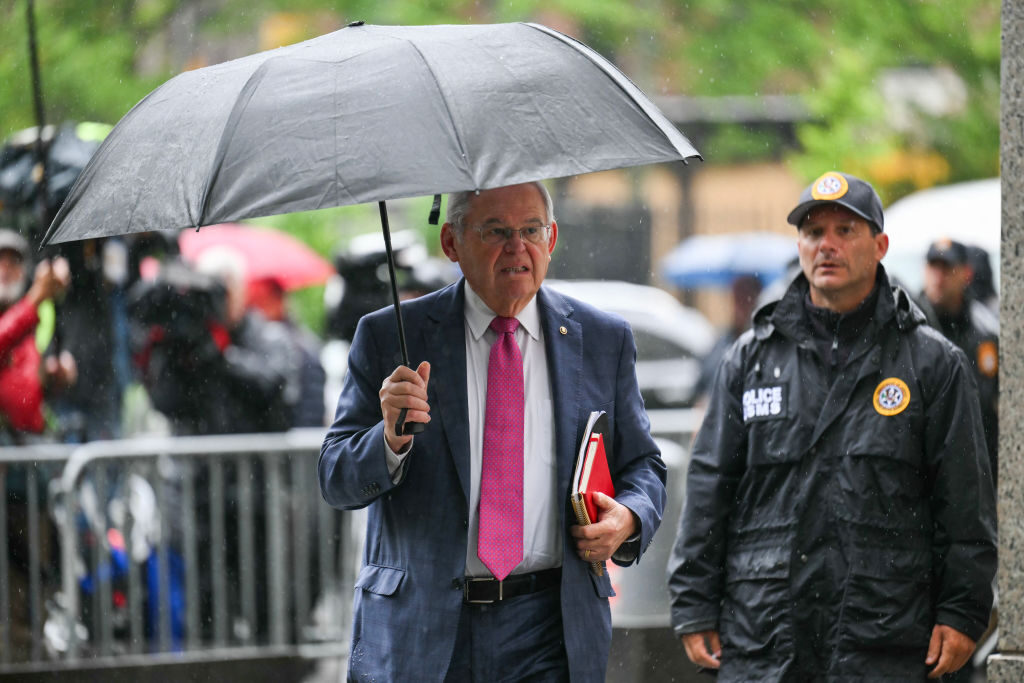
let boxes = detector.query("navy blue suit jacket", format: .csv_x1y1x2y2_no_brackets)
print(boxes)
319,280,666,682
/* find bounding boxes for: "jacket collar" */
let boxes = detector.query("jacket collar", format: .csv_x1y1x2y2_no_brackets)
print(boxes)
753,264,924,342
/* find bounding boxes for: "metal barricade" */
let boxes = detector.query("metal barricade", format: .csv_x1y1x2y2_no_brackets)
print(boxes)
2,430,355,678
1,411,705,679
0,442,76,668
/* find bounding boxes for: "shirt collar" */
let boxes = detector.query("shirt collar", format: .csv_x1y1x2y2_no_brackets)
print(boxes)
463,283,541,342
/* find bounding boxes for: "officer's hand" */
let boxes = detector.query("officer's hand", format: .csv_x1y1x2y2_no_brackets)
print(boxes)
380,361,430,452
569,492,635,563
681,630,721,670
925,624,975,678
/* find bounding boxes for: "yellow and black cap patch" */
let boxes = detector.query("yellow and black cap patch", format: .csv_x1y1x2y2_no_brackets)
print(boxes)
810,172,849,200
873,377,911,416
787,171,885,232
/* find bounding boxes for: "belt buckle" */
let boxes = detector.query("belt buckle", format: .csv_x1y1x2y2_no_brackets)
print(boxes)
464,577,502,604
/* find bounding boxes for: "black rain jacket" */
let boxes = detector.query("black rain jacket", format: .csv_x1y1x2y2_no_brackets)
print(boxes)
668,268,996,681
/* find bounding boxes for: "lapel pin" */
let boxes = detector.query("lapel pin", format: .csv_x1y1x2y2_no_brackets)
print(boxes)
559,326,567,335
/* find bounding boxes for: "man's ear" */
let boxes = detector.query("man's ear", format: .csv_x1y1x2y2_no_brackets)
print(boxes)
440,223,460,263
547,220,558,256
875,230,889,261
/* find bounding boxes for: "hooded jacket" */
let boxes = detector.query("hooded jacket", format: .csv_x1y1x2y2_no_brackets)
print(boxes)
916,293,1000,479
668,267,996,681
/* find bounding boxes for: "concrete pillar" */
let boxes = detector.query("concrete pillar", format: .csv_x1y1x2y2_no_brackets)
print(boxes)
987,2,1024,679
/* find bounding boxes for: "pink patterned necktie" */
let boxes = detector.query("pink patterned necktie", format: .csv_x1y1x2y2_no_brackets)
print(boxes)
477,316,524,580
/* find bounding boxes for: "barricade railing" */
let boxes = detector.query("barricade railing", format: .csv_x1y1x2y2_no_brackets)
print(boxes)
0,442,76,667
2,409,704,676
2,429,355,676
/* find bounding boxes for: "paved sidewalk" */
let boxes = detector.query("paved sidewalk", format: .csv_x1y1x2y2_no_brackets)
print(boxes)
299,656,345,683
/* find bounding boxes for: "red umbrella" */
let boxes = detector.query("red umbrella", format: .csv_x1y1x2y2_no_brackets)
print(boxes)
178,223,334,291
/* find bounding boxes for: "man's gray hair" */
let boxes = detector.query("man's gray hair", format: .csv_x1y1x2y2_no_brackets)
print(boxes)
446,182,555,236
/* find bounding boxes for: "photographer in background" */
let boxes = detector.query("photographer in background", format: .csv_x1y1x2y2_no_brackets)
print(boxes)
0,228,75,441
127,247,298,641
128,247,291,436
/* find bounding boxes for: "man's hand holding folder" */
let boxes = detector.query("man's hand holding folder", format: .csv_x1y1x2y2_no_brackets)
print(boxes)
569,411,638,575
570,491,638,571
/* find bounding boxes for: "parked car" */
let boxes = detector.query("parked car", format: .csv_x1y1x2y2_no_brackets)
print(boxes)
882,178,999,294
545,280,715,408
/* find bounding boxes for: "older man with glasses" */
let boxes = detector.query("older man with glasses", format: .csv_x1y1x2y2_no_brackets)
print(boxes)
319,181,666,682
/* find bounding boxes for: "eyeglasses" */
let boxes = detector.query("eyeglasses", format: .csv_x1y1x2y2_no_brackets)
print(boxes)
471,223,552,245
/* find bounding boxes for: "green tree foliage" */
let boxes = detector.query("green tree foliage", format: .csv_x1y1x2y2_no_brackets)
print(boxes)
660,0,999,194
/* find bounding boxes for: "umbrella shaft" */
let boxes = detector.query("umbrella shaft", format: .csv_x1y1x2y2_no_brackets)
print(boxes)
26,0,51,226
379,201,411,367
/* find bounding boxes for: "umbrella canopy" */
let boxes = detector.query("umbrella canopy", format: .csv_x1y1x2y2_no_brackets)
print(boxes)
178,223,334,291
39,21,701,437
42,22,699,245
661,231,797,289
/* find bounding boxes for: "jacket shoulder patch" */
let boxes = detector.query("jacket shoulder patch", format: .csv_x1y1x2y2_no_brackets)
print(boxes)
977,341,998,378
873,377,910,416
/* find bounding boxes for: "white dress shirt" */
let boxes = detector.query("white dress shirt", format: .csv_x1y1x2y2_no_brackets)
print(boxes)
384,284,560,577
461,285,560,576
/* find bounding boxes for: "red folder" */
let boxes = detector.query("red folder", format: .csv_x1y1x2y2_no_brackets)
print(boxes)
571,411,614,575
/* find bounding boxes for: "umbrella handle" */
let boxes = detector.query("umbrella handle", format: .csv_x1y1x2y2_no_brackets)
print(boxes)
396,408,425,437
380,200,426,438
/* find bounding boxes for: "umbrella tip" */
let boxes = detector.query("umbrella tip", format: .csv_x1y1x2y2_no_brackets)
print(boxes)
347,20,365,27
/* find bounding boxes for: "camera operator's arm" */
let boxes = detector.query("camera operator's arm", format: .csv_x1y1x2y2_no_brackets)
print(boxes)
26,258,70,307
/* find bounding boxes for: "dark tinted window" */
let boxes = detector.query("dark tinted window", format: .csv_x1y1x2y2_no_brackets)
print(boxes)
632,328,690,361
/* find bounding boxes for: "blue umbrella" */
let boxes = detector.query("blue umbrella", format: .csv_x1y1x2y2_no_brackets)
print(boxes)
661,231,797,288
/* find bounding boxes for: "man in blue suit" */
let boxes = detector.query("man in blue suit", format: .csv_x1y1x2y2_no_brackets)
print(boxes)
319,182,666,681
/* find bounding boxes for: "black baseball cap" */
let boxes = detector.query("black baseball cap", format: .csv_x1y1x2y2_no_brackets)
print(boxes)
926,237,968,265
787,171,885,232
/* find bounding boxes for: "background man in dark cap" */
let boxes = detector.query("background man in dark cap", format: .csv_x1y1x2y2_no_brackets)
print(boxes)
918,237,1000,482
668,172,996,680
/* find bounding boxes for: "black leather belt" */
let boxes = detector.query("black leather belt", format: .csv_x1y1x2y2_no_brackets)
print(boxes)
463,567,561,604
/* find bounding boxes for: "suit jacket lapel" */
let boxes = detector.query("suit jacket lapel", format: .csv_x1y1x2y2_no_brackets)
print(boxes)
425,281,472,503
538,287,582,500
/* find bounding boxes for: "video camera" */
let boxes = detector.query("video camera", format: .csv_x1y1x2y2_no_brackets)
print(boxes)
126,259,230,428
126,259,227,349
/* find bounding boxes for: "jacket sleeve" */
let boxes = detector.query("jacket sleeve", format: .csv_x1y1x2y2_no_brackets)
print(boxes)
667,337,748,636
922,345,997,641
318,313,402,511
607,318,667,566
0,298,39,356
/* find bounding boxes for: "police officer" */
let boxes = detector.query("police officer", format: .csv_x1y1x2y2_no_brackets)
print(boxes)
917,237,999,482
667,172,996,680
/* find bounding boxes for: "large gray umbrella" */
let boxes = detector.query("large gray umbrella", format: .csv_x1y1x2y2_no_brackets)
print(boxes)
42,21,700,433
